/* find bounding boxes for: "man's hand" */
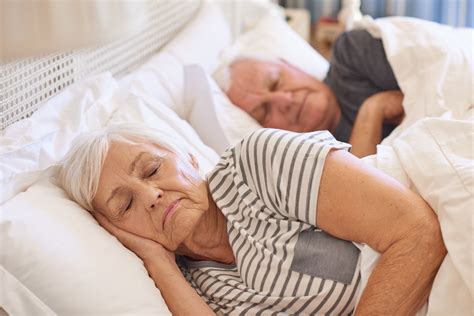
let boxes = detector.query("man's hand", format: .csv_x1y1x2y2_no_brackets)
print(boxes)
349,90,404,157
375,90,405,125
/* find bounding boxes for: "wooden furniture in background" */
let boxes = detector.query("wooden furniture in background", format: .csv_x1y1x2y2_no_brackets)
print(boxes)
285,8,311,42
311,17,344,60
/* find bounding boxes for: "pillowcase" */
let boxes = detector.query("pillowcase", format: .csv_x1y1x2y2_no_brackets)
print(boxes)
0,174,171,315
0,89,220,316
0,265,54,315
163,1,231,74
0,4,236,314
183,64,262,154
214,9,330,85
0,73,120,205
108,89,220,176
117,1,232,120
118,52,186,117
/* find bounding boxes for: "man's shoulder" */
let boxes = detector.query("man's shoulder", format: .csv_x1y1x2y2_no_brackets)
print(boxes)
330,30,382,69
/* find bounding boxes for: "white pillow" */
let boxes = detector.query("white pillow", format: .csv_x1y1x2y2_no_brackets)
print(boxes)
0,174,171,315
0,73,119,205
0,4,231,313
118,52,186,117
183,64,262,154
214,10,329,84
0,266,54,315
117,2,232,120
108,89,220,176
164,1,231,74
0,89,220,316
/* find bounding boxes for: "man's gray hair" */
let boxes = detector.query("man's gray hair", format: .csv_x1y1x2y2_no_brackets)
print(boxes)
213,52,281,93
58,123,188,212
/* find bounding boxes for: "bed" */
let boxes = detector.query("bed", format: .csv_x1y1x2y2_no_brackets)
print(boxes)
1,1,472,315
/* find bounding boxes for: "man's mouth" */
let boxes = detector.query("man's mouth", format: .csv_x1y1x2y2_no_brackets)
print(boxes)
162,199,181,228
296,92,309,123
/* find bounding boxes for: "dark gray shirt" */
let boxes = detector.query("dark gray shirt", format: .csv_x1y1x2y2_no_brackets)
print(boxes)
324,29,400,142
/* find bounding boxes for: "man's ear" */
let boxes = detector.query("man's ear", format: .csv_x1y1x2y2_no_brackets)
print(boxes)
188,153,199,171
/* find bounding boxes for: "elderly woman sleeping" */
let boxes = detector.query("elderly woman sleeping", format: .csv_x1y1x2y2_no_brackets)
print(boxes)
59,123,446,315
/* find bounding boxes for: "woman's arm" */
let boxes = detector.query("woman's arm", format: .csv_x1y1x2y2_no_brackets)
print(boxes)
316,150,446,315
94,213,215,316
144,254,215,316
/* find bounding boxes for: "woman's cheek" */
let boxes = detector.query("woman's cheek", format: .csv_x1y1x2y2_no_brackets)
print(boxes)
123,213,158,240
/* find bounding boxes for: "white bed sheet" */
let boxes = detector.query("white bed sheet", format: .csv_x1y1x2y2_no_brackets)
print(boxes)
355,17,474,315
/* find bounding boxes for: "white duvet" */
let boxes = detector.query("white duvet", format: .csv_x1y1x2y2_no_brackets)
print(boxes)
356,17,473,315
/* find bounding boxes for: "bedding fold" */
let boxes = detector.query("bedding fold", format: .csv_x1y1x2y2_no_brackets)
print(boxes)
355,17,473,315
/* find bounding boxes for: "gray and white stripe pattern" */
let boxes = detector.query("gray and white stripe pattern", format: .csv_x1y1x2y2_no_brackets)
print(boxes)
183,129,361,315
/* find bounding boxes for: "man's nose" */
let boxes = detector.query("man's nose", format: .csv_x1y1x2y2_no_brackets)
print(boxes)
267,91,293,113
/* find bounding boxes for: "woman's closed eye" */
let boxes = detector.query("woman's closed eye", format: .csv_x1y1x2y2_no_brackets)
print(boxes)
147,167,158,178
124,197,133,212
113,195,133,219
145,161,162,178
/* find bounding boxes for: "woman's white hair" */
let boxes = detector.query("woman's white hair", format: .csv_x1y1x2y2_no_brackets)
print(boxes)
213,51,281,93
58,123,188,212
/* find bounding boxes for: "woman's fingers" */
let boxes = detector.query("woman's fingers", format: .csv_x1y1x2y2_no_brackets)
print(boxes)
93,211,152,256
93,212,174,262
93,211,116,232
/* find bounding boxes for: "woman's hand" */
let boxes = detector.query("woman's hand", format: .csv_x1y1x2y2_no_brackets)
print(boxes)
94,212,215,315
94,212,175,265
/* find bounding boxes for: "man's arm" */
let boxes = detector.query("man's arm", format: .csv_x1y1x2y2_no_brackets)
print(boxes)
349,90,404,157
317,150,446,314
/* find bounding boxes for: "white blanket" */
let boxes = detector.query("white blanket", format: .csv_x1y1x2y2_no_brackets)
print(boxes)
357,17,473,315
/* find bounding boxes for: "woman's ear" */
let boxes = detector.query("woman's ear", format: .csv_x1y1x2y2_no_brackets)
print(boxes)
188,153,199,171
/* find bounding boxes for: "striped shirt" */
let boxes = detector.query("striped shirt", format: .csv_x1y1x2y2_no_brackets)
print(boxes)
181,129,362,315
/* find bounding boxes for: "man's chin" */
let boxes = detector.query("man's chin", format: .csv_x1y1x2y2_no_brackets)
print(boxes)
292,124,315,133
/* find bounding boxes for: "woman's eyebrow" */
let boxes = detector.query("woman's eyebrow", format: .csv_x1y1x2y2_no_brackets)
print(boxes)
105,151,148,211
265,71,276,85
106,187,122,209
129,151,148,174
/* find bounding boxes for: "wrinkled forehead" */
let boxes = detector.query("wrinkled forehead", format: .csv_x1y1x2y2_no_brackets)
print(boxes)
230,59,282,89
109,139,154,156
105,140,166,167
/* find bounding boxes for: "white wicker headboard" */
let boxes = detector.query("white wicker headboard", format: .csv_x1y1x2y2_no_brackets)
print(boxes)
0,1,203,131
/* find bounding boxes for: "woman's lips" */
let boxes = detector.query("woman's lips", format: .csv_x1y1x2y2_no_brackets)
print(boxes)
162,199,180,228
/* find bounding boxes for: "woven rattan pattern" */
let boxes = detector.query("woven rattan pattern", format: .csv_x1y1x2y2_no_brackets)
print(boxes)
0,1,201,130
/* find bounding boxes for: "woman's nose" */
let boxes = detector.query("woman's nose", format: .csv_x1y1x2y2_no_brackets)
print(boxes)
142,185,163,212
268,91,293,113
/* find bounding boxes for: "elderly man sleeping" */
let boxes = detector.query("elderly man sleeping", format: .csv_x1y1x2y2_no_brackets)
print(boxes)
219,29,404,158
59,123,445,315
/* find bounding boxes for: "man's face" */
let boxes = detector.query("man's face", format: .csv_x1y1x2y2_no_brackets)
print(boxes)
226,59,339,132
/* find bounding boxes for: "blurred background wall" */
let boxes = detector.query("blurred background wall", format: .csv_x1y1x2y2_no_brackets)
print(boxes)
280,0,473,27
